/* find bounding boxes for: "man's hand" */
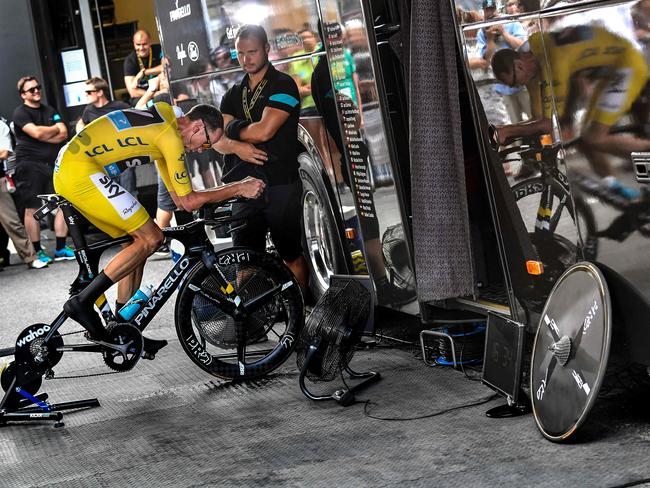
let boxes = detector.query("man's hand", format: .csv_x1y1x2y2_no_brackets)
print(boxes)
487,25,503,37
147,75,160,93
234,142,267,165
236,176,266,199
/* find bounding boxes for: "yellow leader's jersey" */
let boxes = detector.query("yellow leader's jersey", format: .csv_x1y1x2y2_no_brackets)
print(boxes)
53,102,191,237
525,25,648,126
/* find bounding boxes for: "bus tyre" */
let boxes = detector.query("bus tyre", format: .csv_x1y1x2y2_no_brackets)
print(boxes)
299,161,346,300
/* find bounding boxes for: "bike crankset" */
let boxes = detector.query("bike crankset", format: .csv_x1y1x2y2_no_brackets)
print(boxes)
102,323,143,372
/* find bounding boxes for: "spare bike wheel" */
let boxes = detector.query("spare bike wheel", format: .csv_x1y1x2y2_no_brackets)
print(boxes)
530,261,611,442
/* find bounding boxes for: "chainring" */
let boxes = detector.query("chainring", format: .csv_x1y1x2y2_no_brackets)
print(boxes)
1,361,43,411
102,323,143,372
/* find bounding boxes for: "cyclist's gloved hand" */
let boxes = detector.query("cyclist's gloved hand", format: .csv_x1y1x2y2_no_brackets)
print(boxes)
226,119,251,141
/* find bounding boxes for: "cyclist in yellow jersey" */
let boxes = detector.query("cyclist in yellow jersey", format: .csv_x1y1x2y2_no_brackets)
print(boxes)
54,102,265,352
491,25,650,198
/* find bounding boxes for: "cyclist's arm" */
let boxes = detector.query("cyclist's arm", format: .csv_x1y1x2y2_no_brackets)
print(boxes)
497,118,553,144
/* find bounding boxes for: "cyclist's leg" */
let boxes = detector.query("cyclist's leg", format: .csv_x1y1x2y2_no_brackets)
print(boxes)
583,60,650,157
54,163,158,339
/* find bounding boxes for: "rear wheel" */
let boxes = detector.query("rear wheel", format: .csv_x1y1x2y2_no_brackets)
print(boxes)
512,176,598,261
175,248,303,380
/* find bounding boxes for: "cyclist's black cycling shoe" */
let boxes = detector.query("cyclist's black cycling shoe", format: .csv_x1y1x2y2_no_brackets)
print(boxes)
142,336,168,360
63,296,107,341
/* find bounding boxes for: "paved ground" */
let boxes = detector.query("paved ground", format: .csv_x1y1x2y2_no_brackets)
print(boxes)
1,245,650,487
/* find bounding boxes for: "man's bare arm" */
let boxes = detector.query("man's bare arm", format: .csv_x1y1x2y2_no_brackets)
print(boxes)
0,149,10,160
238,107,290,144
124,73,147,99
497,118,553,144
21,123,60,141
46,122,68,144
213,113,267,165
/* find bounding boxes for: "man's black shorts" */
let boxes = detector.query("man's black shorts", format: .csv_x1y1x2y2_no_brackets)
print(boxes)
231,180,303,262
14,162,54,209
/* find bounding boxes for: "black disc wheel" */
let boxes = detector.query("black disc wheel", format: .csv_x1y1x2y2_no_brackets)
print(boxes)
1,361,42,411
175,248,304,380
530,262,611,442
102,323,143,372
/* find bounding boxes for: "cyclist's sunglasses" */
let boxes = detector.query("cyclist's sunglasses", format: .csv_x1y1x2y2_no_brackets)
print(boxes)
85,89,99,94
22,85,42,94
201,122,212,149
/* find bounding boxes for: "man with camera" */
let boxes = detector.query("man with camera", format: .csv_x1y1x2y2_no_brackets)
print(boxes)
476,0,529,124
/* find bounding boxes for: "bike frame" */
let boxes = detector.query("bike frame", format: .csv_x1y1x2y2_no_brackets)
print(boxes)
38,197,242,349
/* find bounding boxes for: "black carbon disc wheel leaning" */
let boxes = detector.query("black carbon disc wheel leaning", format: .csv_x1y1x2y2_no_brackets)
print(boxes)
530,262,611,442
175,248,304,380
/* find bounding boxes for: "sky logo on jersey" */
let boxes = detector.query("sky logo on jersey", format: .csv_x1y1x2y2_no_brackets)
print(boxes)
52,113,62,122
90,172,142,220
107,111,132,131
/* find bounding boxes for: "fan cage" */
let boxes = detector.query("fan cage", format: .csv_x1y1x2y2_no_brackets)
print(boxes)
296,280,371,382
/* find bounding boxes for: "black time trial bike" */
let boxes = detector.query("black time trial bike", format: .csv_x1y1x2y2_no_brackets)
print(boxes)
0,193,304,414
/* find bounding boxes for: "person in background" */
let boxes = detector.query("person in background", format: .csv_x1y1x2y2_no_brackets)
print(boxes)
298,28,321,53
476,0,529,124
123,30,163,104
76,77,135,194
215,24,310,296
0,115,48,270
76,77,130,133
12,76,73,263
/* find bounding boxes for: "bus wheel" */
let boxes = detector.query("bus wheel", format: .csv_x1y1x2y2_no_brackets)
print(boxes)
299,162,346,300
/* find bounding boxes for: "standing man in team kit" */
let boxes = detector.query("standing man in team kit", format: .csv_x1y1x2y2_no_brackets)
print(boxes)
123,30,164,104
76,77,130,133
12,76,74,263
215,24,310,296
55,102,265,354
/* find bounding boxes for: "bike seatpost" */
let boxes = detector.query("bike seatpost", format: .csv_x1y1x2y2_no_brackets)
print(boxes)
60,201,89,249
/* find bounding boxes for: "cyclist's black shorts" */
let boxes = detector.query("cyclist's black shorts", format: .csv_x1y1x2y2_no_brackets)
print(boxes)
231,179,303,262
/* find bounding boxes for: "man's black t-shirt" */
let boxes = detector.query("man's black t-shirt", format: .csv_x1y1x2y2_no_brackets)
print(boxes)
12,104,64,163
220,63,300,186
123,44,163,89
81,100,130,125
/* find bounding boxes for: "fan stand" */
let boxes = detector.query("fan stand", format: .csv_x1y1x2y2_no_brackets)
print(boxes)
298,337,381,407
